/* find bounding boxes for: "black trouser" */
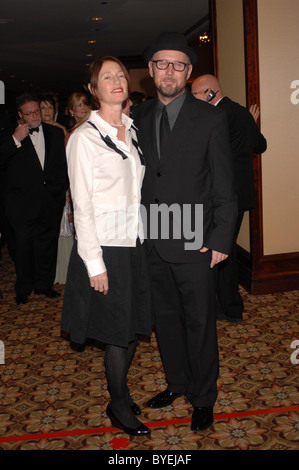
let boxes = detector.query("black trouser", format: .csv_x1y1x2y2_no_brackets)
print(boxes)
8,200,61,295
149,247,219,408
216,210,245,319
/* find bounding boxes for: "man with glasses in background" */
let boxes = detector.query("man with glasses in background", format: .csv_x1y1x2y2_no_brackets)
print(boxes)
0,93,68,305
133,32,237,432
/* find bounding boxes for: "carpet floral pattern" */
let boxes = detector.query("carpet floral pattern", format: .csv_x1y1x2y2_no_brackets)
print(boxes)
0,248,298,451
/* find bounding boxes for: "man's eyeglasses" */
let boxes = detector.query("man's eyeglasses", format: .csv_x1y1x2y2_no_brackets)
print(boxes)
21,109,40,117
151,60,190,72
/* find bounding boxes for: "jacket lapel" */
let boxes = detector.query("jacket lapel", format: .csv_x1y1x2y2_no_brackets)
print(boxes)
138,99,159,168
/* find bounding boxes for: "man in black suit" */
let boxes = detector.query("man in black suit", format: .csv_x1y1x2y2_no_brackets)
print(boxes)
0,93,68,305
192,74,267,323
133,32,237,431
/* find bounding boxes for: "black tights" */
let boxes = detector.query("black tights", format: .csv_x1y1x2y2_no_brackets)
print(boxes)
104,336,140,427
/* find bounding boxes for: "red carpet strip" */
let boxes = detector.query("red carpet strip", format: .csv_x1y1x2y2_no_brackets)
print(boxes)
1,405,298,444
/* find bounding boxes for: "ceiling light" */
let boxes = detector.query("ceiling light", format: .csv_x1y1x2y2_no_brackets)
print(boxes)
86,53,93,57
91,17,103,21
88,40,96,44
199,32,211,46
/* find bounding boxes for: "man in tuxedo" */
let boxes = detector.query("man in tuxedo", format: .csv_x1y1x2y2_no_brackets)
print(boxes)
0,93,68,305
192,74,267,323
133,32,237,431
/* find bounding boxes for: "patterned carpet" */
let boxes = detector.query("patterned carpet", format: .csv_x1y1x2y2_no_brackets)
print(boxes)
0,246,298,452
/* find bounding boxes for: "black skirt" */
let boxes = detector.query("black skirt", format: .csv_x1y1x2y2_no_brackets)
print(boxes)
61,239,152,347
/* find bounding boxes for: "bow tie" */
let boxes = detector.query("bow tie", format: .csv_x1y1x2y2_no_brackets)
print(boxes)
29,127,39,134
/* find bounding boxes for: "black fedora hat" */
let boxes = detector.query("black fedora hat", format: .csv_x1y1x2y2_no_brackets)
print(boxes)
143,31,199,65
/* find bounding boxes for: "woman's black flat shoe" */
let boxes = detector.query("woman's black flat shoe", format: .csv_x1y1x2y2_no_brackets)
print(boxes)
106,404,150,436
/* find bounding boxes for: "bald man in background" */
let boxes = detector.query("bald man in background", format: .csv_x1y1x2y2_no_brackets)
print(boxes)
192,75,267,323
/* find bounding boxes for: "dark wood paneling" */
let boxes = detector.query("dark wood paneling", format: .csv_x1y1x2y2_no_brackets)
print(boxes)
243,0,264,266
237,245,299,294
210,0,218,78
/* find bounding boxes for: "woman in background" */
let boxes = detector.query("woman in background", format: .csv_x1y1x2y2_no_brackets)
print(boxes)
66,92,91,141
40,95,67,135
61,57,151,436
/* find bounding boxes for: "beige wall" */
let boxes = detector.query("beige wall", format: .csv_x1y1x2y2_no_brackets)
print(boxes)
258,0,299,254
216,0,246,106
215,0,250,251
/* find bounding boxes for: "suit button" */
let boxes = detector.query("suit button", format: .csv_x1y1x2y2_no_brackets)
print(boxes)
154,198,159,203
157,172,161,177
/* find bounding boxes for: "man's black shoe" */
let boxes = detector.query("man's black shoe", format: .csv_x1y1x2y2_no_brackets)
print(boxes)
146,389,183,409
130,402,141,415
16,294,28,305
35,288,60,298
191,407,214,432
216,311,243,323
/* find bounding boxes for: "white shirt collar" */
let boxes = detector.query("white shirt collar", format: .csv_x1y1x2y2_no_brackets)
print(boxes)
89,110,133,136
214,97,223,107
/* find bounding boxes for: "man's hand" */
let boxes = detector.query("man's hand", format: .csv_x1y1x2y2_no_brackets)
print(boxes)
200,247,228,268
13,124,30,142
90,271,109,295
249,104,260,122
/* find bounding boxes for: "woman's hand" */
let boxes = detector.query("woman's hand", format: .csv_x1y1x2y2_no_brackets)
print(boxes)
90,272,109,295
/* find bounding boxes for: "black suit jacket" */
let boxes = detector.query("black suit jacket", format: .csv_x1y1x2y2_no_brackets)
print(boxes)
134,90,238,263
217,97,267,209
56,112,71,130
0,122,68,221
